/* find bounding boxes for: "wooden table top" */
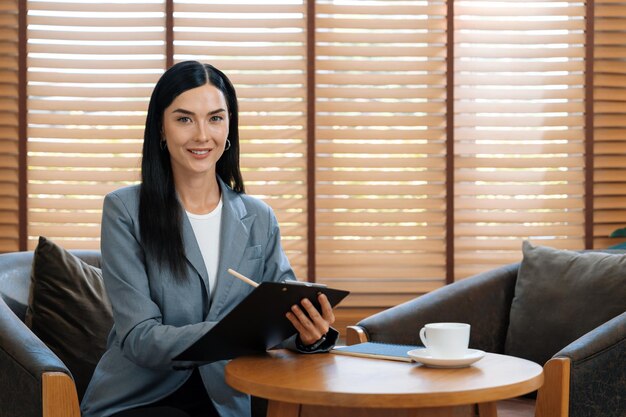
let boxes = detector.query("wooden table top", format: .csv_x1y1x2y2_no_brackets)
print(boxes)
225,350,544,409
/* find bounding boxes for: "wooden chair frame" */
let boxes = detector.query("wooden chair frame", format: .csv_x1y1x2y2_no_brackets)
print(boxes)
347,326,570,417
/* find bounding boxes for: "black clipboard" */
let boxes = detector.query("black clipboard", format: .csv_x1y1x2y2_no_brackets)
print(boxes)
173,281,349,363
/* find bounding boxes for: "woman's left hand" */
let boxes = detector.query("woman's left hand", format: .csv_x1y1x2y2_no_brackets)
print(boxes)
285,293,335,346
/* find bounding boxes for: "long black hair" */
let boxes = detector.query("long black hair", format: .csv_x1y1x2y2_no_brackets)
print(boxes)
139,61,244,279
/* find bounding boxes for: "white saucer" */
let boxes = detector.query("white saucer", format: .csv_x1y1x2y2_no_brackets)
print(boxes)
407,348,485,368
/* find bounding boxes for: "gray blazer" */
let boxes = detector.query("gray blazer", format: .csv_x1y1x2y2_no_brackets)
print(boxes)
81,178,300,417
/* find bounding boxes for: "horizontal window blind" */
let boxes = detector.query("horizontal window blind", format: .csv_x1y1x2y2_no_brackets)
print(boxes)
173,0,309,279
0,0,20,252
454,0,586,278
314,0,448,308
594,0,626,248
26,0,165,249
8,2,626,327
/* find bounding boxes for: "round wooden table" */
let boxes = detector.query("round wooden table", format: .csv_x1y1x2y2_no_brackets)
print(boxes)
225,349,543,417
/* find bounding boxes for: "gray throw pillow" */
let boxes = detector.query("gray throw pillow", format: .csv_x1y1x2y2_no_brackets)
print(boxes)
25,236,112,400
504,241,626,366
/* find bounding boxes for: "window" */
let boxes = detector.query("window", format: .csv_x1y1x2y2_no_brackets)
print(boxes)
454,0,586,277
314,0,448,309
4,0,626,324
26,0,164,248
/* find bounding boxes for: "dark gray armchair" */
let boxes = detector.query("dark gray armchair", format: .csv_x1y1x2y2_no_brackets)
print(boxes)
0,248,268,417
347,261,626,417
0,250,101,417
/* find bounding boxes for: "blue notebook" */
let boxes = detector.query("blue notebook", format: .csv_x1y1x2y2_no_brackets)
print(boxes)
331,342,423,363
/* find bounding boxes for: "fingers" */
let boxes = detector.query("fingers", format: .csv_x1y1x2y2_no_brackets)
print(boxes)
317,293,335,325
285,310,310,341
285,294,335,346
287,301,326,345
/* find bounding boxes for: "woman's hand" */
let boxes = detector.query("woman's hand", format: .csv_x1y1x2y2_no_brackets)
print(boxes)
285,293,335,346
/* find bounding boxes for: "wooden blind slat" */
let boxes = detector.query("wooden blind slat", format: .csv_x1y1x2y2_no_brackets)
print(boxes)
455,237,583,251
27,57,166,70
175,3,303,13
455,142,584,154
316,32,446,44
317,198,445,210
317,73,446,85
28,16,165,27
455,5,586,16
317,101,446,113
315,17,446,31
28,126,142,140
456,170,583,182
317,60,445,72
455,128,584,141
456,60,584,72
317,211,446,224
175,31,303,43
320,87,446,100
455,20,584,30
459,33,585,44
28,44,165,55
455,46,585,59
27,30,164,41
316,128,446,140
455,74,584,86
176,45,304,56
455,115,584,127
455,101,584,113
28,99,149,112
318,266,445,280
29,168,140,183
28,2,163,12
173,18,303,29
28,85,156,97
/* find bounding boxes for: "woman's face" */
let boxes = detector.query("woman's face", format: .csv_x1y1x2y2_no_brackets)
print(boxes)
162,83,230,180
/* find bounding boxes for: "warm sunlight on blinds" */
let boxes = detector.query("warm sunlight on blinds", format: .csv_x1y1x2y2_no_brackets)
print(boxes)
454,0,586,278
314,0,448,308
173,0,309,279
10,2,626,322
0,0,19,252
26,0,165,249
593,0,626,248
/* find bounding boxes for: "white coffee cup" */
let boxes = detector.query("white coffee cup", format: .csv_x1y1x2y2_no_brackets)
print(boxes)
419,322,470,359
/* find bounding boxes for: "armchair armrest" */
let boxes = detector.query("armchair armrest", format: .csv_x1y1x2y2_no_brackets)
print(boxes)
546,311,626,417
349,263,520,353
0,299,80,417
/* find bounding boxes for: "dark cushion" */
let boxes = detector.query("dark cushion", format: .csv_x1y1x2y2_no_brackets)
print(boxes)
505,241,626,366
25,236,113,400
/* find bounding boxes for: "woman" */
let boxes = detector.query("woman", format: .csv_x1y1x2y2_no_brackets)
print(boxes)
81,61,337,417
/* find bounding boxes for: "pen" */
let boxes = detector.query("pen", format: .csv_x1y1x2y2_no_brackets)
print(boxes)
227,268,259,288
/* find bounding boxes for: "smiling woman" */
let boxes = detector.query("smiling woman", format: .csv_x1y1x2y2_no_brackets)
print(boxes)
78,61,338,417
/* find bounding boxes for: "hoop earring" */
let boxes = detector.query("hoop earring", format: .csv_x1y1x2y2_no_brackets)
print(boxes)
160,139,167,151
224,139,231,151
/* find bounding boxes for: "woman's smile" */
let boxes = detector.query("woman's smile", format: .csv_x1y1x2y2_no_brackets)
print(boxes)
188,148,212,158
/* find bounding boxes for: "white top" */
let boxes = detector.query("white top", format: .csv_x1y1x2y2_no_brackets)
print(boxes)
186,198,223,299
